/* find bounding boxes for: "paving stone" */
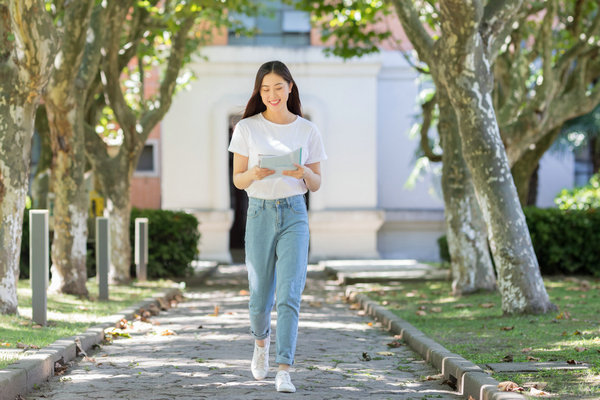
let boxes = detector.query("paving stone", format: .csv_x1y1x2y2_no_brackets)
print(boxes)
26,266,462,400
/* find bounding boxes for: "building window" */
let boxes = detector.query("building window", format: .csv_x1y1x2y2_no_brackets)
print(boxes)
229,0,310,46
135,139,159,177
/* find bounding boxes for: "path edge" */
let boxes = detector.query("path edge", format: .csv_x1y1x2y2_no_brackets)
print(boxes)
0,286,182,400
346,289,527,400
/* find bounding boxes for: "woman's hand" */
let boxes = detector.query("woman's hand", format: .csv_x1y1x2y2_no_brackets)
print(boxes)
282,163,307,180
248,165,275,180
233,153,274,190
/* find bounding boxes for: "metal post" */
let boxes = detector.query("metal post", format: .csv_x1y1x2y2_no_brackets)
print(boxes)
29,210,49,326
96,217,110,300
135,218,149,281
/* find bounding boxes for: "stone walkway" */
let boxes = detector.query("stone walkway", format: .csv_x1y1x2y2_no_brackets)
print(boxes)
26,266,463,400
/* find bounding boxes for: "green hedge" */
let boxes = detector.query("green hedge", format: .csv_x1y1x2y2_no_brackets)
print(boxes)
20,208,200,280
524,207,600,276
129,208,200,279
437,207,600,276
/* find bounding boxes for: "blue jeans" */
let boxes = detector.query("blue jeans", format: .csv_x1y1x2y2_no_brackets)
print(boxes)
245,194,309,366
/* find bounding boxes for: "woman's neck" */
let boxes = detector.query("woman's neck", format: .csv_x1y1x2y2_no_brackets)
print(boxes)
262,110,297,125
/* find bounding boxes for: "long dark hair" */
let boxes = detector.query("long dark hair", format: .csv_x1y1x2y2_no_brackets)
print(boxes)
242,61,302,119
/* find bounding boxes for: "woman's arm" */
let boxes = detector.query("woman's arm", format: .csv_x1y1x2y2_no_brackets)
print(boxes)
283,162,322,192
232,153,274,190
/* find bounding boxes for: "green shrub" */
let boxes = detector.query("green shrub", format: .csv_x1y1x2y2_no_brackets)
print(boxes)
438,207,600,276
555,173,600,210
20,211,30,279
130,208,200,279
524,207,600,276
437,235,450,264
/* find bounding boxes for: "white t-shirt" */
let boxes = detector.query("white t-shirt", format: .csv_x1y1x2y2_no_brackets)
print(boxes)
228,113,327,200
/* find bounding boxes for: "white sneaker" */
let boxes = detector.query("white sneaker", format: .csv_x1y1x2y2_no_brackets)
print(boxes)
251,339,269,380
275,370,296,393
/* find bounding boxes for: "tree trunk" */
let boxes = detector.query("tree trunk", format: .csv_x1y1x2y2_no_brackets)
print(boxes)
32,106,52,209
591,136,599,175
511,128,561,206
438,92,496,295
0,100,36,314
0,2,58,314
46,104,89,296
95,155,134,283
436,22,555,313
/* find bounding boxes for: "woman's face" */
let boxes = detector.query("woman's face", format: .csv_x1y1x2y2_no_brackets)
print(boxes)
260,72,293,113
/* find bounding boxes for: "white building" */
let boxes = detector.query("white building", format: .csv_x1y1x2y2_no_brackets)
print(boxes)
159,3,577,263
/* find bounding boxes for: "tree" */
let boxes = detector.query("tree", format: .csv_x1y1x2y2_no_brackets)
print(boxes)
86,0,257,282
43,0,97,296
494,1,600,204
0,1,59,313
301,0,558,313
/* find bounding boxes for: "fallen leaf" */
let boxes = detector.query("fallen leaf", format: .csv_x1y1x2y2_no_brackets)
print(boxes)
480,303,495,308
32,324,43,329
468,396,476,400
309,301,322,308
83,356,96,363
115,319,128,329
431,307,442,313
521,347,533,353
157,297,170,311
160,329,177,336
416,310,427,316
349,303,361,310
579,281,591,291
418,305,427,310
239,289,249,295
453,303,472,309
498,381,524,392
501,354,514,362
574,330,582,335
555,311,571,320
209,305,220,317
527,355,541,361
361,352,371,361
566,359,583,365
426,374,443,381
376,351,394,356
387,340,403,348
529,387,550,396
500,326,515,331
575,347,587,352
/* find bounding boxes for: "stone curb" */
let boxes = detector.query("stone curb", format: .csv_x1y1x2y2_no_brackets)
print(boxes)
346,289,527,400
0,286,182,400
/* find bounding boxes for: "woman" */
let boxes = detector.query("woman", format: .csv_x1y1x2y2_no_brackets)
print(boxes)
228,60,327,393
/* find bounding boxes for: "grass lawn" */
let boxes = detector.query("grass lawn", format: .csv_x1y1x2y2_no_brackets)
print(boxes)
0,278,177,368
362,276,600,399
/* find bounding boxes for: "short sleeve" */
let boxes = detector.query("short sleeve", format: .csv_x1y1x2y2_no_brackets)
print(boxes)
228,121,249,156
305,125,327,164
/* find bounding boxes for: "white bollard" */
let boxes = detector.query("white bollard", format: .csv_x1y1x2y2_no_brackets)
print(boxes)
134,218,149,281
96,217,110,300
29,210,49,326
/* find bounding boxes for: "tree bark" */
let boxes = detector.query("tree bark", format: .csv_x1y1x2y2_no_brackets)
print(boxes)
438,91,496,295
44,0,96,296
32,106,52,209
92,152,134,284
437,0,555,314
0,1,58,314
